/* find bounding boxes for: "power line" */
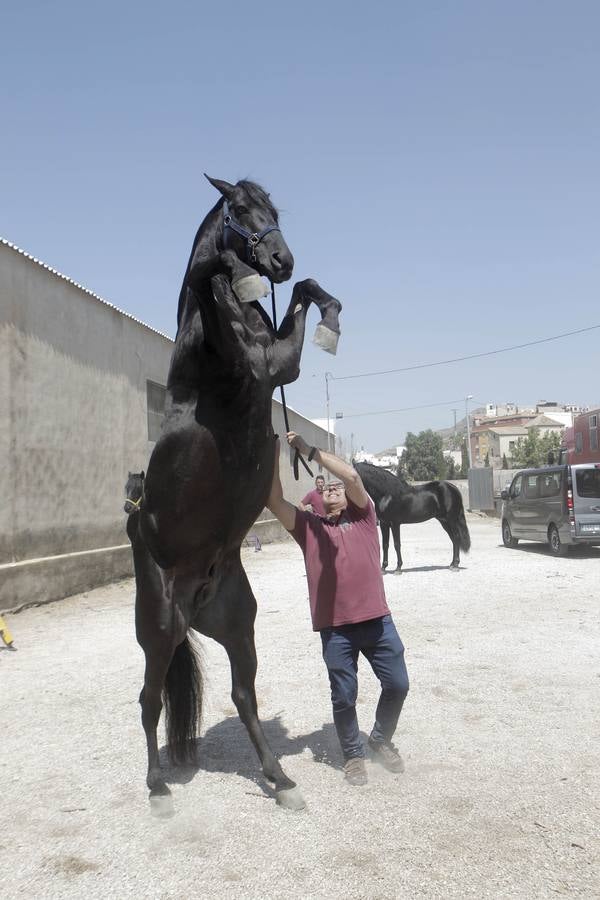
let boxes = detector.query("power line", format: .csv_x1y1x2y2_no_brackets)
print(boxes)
339,398,482,420
333,322,600,382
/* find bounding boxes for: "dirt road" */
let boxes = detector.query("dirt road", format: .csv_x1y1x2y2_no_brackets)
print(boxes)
1,515,599,898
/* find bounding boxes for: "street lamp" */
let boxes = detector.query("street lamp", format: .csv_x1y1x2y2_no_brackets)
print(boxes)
465,394,474,469
325,372,333,452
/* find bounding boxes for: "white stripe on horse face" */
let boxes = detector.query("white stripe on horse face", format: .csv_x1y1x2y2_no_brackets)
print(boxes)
294,303,302,314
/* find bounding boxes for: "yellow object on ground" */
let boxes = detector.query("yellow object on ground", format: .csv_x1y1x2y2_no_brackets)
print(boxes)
0,615,15,648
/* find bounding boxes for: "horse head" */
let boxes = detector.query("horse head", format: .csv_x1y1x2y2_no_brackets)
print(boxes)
206,176,294,284
124,471,145,515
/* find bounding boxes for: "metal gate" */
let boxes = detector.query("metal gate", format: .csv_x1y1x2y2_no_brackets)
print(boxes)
468,467,494,510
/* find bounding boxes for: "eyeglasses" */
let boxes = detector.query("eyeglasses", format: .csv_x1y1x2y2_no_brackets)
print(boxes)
324,483,345,494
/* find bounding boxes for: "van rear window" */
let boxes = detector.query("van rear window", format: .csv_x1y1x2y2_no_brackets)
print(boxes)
576,469,600,498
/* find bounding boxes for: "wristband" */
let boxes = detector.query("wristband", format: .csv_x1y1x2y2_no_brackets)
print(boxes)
308,446,318,462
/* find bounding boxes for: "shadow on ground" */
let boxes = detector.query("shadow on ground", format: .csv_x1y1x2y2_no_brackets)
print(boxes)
158,715,345,797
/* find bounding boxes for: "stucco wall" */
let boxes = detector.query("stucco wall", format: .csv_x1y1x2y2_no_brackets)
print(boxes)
0,242,329,611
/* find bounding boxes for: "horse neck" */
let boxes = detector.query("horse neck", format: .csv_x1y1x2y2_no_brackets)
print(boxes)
176,201,223,328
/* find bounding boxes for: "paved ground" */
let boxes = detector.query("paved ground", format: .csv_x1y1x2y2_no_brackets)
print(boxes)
2,514,599,899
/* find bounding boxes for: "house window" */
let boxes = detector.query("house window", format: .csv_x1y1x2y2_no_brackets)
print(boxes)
509,441,515,450
590,416,598,451
147,380,166,442
575,432,583,453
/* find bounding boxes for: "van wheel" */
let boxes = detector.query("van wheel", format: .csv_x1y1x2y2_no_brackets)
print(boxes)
502,520,518,548
548,525,569,557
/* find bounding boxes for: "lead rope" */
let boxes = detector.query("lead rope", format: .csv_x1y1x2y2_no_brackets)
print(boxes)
270,281,313,480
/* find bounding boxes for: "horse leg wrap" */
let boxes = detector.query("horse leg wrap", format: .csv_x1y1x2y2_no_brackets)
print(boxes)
232,274,269,303
312,323,340,355
275,786,307,811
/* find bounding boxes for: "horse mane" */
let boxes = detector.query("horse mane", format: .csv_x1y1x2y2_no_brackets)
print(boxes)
237,179,279,221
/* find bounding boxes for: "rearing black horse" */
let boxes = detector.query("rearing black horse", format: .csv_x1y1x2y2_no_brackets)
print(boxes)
354,462,470,572
129,176,341,813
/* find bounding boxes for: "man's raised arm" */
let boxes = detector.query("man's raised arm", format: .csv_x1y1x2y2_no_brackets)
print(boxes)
286,432,369,509
266,439,298,531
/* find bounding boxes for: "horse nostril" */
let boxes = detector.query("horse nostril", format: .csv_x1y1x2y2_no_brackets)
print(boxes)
271,252,282,267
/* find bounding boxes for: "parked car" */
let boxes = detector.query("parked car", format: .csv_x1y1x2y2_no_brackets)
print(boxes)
501,463,600,556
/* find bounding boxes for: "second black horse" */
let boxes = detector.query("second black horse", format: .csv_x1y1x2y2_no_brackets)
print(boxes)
354,462,471,572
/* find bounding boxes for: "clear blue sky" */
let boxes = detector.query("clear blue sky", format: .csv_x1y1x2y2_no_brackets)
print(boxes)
2,1,599,452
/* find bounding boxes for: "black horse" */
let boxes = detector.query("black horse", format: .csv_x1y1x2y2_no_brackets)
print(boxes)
128,176,341,814
353,462,471,572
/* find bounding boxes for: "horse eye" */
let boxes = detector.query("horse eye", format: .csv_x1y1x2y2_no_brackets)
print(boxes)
236,205,248,216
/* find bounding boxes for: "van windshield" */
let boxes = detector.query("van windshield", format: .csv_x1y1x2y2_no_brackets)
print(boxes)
575,469,600,498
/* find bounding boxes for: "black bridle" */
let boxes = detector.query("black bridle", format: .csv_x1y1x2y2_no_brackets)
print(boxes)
221,203,312,481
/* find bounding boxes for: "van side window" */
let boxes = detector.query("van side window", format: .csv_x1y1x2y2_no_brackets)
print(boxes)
576,470,600,498
511,475,522,498
540,472,561,497
523,475,540,499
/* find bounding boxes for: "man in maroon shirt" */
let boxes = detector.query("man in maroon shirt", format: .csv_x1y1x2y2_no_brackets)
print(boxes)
300,475,326,515
267,431,409,786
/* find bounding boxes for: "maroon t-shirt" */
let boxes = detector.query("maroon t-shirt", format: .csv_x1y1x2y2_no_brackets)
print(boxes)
301,488,327,516
291,498,390,631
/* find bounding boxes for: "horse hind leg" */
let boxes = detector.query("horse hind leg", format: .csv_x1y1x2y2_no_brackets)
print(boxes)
201,561,305,810
439,519,460,570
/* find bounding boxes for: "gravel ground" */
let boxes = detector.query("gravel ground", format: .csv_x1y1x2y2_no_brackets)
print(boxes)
1,514,599,899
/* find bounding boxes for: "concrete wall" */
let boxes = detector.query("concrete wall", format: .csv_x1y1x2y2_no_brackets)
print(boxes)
0,241,329,611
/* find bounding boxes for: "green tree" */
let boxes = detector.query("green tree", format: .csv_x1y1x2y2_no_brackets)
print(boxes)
400,430,447,481
510,430,563,469
484,452,490,467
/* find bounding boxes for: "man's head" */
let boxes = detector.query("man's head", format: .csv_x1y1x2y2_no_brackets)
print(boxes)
315,476,325,493
322,481,347,518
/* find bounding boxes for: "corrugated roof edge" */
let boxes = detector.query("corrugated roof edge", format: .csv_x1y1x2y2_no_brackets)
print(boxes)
1,237,174,343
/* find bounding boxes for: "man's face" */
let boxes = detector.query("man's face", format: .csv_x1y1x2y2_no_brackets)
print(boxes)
322,481,347,517
315,477,325,493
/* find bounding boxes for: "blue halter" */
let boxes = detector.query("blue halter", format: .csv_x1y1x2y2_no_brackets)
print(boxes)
222,200,280,264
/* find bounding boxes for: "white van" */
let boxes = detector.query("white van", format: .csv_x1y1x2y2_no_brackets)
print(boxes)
501,463,600,555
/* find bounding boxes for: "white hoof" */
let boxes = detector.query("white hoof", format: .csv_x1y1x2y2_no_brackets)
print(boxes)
275,786,306,811
149,793,175,819
232,274,268,303
312,323,339,355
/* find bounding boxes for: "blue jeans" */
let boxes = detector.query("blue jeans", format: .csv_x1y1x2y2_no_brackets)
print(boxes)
320,614,409,761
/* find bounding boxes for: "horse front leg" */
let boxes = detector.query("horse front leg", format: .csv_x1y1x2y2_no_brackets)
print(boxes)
380,521,390,571
392,522,403,573
270,279,342,386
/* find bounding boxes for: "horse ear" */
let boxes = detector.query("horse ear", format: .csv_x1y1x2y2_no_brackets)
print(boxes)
204,175,235,200
141,470,145,479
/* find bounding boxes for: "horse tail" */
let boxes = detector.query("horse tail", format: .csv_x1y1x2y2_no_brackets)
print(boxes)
447,483,471,553
163,633,203,765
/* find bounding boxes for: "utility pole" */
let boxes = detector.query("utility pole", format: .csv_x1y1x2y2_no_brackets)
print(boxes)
452,409,458,439
325,372,332,452
465,395,473,469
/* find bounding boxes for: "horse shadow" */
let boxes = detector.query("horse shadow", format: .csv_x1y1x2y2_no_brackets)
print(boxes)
158,715,344,798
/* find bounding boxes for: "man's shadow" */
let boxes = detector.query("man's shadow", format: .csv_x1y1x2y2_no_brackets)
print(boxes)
158,715,344,798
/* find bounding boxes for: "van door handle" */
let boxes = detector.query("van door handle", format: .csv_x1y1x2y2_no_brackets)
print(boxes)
590,505,600,512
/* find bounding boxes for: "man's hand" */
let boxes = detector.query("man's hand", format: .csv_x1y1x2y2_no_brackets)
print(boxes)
287,431,311,456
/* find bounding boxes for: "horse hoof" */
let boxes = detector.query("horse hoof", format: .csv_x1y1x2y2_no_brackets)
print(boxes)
449,565,460,573
394,568,403,575
275,786,306,811
232,273,269,303
149,791,175,819
312,323,339,356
